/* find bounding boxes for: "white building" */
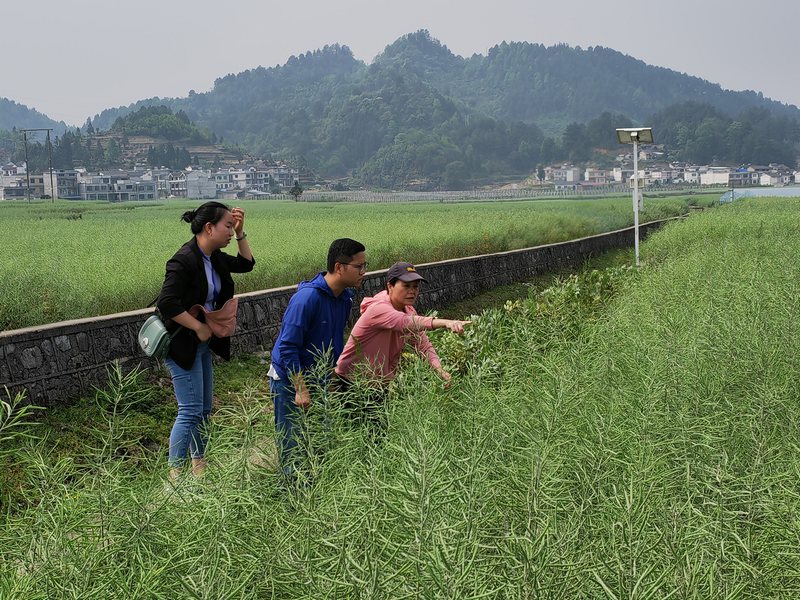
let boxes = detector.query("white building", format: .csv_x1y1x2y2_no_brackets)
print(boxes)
43,169,80,199
168,172,188,197
682,166,706,185
1,163,22,177
140,168,172,198
584,168,611,185
759,171,792,186
268,163,299,188
213,170,236,191
114,180,157,201
700,167,731,186
729,170,759,187
186,170,217,199
80,175,115,200
612,167,634,183
545,164,581,183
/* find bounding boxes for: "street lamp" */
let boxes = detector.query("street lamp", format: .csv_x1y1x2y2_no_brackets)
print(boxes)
616,127,653,267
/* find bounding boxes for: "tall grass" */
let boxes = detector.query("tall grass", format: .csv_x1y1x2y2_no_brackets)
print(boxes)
2,197,799,597
0,195,710,330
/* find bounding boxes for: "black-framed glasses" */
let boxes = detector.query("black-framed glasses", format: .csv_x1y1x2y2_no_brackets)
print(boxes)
342,261,369,273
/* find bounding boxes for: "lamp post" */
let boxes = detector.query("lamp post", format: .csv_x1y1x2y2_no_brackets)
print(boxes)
616,127,653,267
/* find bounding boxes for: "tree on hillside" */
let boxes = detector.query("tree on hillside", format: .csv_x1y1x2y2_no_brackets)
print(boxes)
289,180,303,201
539,138,558,164
444,160,468,189
105,139,121,164
586,112,632,149
562,122,590,162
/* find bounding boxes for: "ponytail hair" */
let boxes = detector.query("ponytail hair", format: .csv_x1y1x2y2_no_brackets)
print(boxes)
180,201,231,234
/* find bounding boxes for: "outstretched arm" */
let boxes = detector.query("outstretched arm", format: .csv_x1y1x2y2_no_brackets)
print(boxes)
407,316,470,333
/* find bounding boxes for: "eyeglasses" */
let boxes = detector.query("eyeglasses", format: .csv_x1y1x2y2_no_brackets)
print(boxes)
342,261,369,273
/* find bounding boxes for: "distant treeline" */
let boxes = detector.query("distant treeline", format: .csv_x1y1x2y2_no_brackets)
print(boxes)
111,106,215,144
89,32,799,187
5,101,797,187
0,106,213,172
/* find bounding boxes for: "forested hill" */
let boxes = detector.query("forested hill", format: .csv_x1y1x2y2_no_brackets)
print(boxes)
90,30,800,134
4,31,799,187
0,97,68,134
110,105,214,144
83,32,800,185
374,33,800,131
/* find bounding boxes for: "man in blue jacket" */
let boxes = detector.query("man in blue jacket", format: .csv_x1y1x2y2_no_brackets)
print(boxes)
269,238,367,479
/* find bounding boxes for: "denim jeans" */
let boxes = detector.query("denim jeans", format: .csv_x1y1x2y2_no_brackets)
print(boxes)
271,376,304,478
165,342,213,467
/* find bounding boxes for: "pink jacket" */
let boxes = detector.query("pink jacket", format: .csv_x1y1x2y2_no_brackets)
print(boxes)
335,291,441,381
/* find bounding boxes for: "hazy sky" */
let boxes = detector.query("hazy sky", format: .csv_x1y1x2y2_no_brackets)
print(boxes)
3,0,798,126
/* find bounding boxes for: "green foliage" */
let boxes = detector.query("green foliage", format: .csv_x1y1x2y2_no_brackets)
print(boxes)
535,264,635,324
436,264,636,380
3,199,800,596
111,105,211,142
147,143,192,169
4,32,800,183
104,138,120,164
0,363,175,512
458,39,800,127
651,102,800,165
0,98,67,133
0,390,40,451
289,180,303,200
82,31,800,186
4,105,213,172
0,196,702,330
90,363,163,463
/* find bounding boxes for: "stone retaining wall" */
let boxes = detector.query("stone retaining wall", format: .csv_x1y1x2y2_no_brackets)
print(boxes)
1,219,671,406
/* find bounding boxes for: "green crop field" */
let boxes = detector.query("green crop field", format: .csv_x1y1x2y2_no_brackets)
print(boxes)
1,195,712,330
2,197,800,597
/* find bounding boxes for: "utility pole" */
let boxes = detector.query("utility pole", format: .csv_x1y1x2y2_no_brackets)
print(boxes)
23,130,31,203
46,131,55,202
20,128,55,201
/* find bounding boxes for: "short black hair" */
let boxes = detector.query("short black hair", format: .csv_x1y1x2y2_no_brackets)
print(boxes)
327,238,366,273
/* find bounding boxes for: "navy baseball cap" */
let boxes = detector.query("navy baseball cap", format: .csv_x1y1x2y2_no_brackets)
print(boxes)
386,262,426,283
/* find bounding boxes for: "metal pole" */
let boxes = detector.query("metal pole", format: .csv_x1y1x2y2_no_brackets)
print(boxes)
20,128,54,203
23,131,31,203
46,131,55,202
633,138,640,267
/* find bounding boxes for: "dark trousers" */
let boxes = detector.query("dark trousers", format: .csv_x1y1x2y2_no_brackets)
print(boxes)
271,376,304,479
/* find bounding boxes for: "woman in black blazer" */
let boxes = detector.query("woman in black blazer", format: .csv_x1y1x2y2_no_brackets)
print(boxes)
157,201,255,479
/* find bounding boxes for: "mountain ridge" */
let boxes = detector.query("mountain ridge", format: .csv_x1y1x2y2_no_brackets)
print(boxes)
2,31,798,187
6,32,798,133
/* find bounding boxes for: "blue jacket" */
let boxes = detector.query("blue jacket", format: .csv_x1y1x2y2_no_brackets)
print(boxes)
270,273,353,380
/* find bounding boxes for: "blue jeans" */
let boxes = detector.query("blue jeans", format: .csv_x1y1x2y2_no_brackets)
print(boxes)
165,342,213,467
271,376,305,478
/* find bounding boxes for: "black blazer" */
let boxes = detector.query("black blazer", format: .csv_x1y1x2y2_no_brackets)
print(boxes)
157,237,255,370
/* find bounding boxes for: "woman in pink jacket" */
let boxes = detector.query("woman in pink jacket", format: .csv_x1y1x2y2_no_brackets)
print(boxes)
335,261,469,389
